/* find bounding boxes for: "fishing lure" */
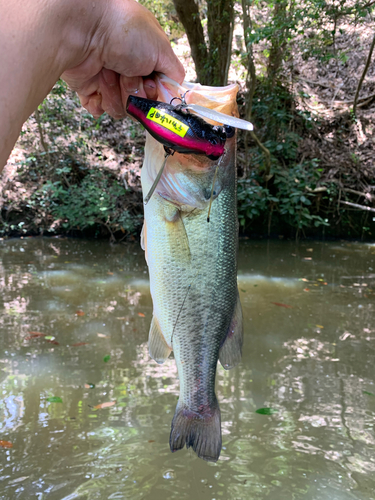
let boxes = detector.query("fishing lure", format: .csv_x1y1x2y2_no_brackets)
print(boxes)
127,95,228,161
126,93,253,204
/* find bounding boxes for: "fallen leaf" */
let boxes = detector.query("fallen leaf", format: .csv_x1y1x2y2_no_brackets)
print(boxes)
363,391,375,397
316,325,324,329
0,440,13,448
148,440,155,443
255,408,279,415
97,333,108,338
271,302,293,309
304,288,310,292
116,317,127,320
27,331,46,338
47,396,62,403
303,257,312,261
45,336,55,340
75,310,85,316
138,312,145,317
103,355,111,363
92,401,116,410
300,278,309,282
8,476,29,484
71,342,89,347
339,332,353,341
107,272,114,275
45,340,59,345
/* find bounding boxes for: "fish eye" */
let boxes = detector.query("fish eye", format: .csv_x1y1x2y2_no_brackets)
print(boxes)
224,125,235,138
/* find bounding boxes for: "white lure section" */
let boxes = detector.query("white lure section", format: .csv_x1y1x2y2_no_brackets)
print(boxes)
186,103,254,131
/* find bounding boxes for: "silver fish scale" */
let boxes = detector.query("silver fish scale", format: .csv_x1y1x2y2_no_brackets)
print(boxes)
175,155,238,413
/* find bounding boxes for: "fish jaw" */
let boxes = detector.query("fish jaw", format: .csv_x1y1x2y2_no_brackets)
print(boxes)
142,134,236,210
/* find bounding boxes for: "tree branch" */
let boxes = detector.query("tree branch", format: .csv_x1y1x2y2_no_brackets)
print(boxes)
339,200,375,213
353,31,375,115
172,0,208,83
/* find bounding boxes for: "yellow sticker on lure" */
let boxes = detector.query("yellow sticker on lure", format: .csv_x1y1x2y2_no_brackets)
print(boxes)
146,108,189,137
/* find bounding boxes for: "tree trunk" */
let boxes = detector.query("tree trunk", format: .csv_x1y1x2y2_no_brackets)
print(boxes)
172,0,209,83
267,0,289,87
173,0,234,86
207,0,235,85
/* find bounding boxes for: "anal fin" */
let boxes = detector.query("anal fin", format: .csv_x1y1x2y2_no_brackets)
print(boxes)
219,291,243,370
148,316,172,364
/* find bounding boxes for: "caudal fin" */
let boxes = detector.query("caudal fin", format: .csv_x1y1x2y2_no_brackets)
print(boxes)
169,401,221,462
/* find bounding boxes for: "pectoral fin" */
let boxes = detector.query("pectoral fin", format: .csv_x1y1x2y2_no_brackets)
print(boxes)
140,220,148,263
219,291,243,370
148,316,172,364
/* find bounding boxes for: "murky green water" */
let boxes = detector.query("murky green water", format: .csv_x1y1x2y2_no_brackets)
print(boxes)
1,237,375,500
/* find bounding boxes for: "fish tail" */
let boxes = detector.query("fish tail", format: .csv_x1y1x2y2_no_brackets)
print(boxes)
169,400,221,462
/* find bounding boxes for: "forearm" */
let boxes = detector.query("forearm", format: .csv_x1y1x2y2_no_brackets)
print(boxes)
0,0,103,169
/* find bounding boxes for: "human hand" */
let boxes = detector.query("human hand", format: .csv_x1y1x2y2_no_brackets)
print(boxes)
62,0,185,119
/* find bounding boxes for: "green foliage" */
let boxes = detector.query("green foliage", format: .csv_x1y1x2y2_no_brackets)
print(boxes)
138,0,184,39
32,168,141,235
238,160,329,233
238,81,329,234
1,79,144,239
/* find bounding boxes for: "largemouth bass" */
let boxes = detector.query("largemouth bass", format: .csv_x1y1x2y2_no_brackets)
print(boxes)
140,75,243,462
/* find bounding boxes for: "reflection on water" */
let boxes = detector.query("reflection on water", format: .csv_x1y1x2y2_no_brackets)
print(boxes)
1,237,375,500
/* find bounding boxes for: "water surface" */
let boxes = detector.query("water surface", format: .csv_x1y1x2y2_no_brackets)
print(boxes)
1,237,375,499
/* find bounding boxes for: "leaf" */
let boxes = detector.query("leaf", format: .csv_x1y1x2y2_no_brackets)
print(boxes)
103,355,111,363
97,333,108,338
255,408,279,415
92,401,116,410
0,440,13,448
316,325,324,329
107,272,114,275
304,288,310,292
363,391,375,397
47,396,62,403
26,331,46,339
240,289,246,293
75,310,85,316
45,339,59,345
138,312,145,317
271,302,293,309
45,336,55,340
71,342,89,347
148,440,155,443
84,383,95,389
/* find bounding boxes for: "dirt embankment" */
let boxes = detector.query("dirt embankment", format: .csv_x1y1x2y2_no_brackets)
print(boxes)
1,18,375,241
